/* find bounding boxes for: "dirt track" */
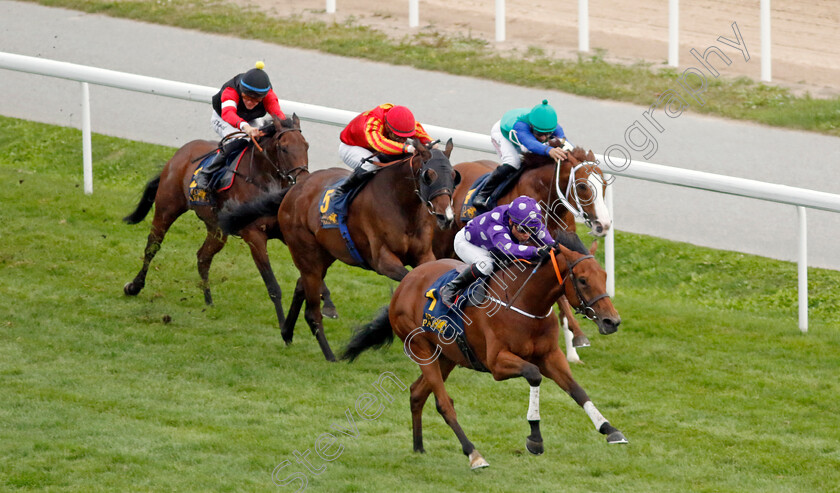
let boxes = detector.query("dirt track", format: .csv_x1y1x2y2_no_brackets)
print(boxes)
247,0,840,97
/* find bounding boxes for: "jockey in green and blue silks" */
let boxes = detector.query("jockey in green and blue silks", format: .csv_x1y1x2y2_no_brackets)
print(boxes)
473,100,571,209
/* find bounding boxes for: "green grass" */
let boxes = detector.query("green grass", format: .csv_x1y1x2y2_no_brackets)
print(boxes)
1,115,840,492
21,0,840,136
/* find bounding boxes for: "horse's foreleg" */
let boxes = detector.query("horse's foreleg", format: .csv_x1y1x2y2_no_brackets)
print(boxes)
196,225,228,306
562,316,582,364
301,273,335,362
320,282,339,319
124,208,182,296
409,359,456,454
538,350,628,444
488,350,545,455
372,247,410,282
559,296,590,349
240,228,285,328
282,277,305,345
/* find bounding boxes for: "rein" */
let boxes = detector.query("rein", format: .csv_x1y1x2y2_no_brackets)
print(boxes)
550,249,610,320
234,127,308,191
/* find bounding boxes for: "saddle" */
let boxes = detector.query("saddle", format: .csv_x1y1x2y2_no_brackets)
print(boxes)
188,146,248,206
317,179,370,269
459,168,524,221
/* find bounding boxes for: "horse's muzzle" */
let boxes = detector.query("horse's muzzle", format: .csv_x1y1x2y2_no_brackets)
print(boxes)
597,315,621,335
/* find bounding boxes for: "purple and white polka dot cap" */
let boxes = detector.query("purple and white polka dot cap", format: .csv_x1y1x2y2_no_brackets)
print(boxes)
508,196,543,227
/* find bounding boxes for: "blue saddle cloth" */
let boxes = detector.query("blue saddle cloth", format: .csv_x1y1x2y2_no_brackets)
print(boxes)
188,149,245,206
318,179,370,269
459,170,521,222
422,269,489,372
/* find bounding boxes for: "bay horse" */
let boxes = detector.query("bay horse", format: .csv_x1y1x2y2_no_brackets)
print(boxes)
220,139,460,362
433,145,611,361
343,231,625,469
122,115,336,328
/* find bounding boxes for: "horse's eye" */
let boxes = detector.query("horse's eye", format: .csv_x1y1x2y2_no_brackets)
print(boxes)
578,277,587,287
576,183,588,193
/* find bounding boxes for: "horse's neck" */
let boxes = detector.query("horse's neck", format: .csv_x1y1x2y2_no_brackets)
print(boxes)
375,162,423,213
488,258,564,315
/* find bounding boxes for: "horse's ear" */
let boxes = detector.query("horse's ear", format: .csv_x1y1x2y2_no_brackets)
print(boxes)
586,149,595,162
453,170,462,187
416,139,431,160
422,168,438,185
589,240,598,256
292,113,301,129
444,138,454,158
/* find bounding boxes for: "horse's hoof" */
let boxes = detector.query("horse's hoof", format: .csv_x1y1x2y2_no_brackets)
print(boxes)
525,437,544,455
572,335,591,347
123,281,142,296
321,306,339,319
468,450,489,470
606,431,628,444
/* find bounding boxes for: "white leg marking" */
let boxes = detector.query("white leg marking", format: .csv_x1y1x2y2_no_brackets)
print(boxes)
583,401,608,430
527,385,541,421
564,317,581,363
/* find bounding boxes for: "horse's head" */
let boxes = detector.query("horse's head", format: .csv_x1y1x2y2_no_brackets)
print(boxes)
413,139,460,230
552,237,620,335
560,147,611,237
258,114,309,186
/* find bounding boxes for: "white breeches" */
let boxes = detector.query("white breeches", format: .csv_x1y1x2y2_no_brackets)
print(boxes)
338,142,381,171
490,120,523,170
453,229,495,276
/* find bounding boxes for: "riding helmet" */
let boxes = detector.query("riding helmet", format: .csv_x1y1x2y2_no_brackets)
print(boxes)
384,105,417,138
508,196,544,228
528,99,558,133
239,61,271,97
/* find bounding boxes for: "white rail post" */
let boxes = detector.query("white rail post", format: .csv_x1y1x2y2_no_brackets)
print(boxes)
605,178,615,297
761,0,771,81
668,0,679,67
326,0,335,14
409,0,419,28
578,0,589,52
797,206,807,332
495,0,505,42
81,82,93,195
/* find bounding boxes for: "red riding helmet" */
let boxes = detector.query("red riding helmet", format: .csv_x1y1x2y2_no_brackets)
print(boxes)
384,105,417,138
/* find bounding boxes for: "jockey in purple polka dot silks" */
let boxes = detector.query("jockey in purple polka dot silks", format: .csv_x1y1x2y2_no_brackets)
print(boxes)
439,195,555,307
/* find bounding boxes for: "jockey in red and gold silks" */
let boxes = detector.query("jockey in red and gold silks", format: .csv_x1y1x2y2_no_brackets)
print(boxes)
339,104,433,164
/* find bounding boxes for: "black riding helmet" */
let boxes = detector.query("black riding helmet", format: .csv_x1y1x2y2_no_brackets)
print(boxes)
239,61,271,98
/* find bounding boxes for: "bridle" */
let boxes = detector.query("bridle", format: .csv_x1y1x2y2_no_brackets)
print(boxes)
551,159,602,231
549,249,610,320
224,127,308,191
405,148,454,224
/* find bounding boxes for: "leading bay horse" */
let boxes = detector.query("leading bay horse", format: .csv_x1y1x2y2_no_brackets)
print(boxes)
123,115,335,328
433,145,612,362
343,231,625,469
220,139,459,361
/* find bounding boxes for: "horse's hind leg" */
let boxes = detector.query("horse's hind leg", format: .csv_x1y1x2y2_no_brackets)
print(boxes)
320,282,338,319
196,225,228,306
538,350,628,444
124,206,184,296
281,277,305,345
240,228,285,329
409,359,456,454
410,340,486,469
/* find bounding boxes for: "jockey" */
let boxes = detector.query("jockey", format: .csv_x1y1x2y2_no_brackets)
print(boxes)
194,62,288,199
335,103,433,196
473,100,571,209
439,195,555,307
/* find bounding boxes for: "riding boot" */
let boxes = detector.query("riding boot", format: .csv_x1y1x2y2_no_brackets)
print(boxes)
335,166,375,196
472,164,517,210
439,264,485,308
194,138,248,194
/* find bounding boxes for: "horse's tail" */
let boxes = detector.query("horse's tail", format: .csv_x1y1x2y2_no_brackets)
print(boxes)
123,174,161,224
341,306,394,362
218,186,291,236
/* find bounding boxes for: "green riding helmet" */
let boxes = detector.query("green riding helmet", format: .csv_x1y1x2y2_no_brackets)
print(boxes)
528,99,558,133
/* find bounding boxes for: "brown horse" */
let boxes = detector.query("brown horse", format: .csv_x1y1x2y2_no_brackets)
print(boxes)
343,230,625,469
220,139,460,361
122,115,335,328
433,146,611,359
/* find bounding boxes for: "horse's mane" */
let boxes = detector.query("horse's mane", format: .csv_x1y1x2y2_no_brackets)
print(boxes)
520,143,589,171
553,230,589,255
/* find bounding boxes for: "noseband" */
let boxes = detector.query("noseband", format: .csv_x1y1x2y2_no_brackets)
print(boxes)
260,127,308,186
406,153,453,222
549,249,610,320
552,160,601,230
